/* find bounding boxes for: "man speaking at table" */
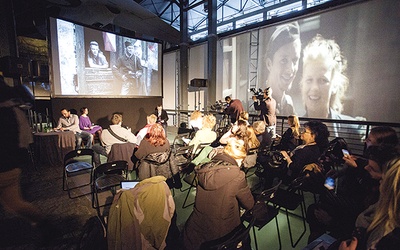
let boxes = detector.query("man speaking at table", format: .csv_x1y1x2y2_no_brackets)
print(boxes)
56,108,93,149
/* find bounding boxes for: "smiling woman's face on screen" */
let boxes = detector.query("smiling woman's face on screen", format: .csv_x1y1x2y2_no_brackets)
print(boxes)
301,56,334,118
267,39,301,100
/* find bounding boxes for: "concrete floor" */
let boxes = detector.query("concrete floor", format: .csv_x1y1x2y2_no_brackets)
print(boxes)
0,125,312,249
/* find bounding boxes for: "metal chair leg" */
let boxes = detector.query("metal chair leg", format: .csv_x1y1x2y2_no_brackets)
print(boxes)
284,190,307,248
182,173,197,208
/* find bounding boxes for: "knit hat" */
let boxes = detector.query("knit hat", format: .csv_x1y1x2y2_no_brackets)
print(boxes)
266,21,300,59
125,41,132,48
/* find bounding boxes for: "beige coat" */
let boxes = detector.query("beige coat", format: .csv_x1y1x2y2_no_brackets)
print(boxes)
107,176,175,250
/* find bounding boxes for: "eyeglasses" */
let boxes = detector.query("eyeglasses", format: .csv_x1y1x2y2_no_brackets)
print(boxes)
300,128,312,134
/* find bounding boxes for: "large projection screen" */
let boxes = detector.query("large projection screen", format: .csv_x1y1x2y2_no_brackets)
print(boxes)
254,0,400,123
49,17,162,97
216,0,399,124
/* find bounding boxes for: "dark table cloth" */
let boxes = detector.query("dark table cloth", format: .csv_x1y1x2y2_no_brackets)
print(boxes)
34,131,76,167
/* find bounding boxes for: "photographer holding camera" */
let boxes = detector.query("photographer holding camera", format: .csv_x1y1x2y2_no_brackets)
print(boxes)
252,87,277,138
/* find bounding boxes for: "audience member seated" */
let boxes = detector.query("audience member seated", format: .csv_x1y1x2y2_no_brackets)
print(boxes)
219,120,260,151
253,120,272,150
307,126,399,244
132,123,173,181
253,120,273,168
237,111,250,125
219,120,247,146
189,110,203,131
260,120,329,188
342,126,399,170
241,125,261,169
182,138,255,250
55,108,93,149
92,113,137,166
152,104,169,131
79,107,102,141
274,115,301,151
218,120,260,169
338,156,400,250
136,114,157,145
107,176,177,249
338,126,399,202
187,114,217,152
307,145,399,244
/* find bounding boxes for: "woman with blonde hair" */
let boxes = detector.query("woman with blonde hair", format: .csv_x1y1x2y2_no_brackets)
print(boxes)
276,115,301,151
238,111,250,125
366,158,400,248
300,35,368,139
189,114,217,152
339,157,400,250
136,114,157,145
301,34,349,119
253,120,272,150
220,120,260,152
246,125,260,151
189,110,203,131
183,138,254,250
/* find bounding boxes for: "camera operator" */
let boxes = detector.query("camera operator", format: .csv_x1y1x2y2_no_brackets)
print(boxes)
224,96,244,124
252,87,277,138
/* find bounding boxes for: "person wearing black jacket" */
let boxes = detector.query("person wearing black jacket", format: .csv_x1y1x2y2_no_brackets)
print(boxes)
252,87,277,138
153,104,169,130
306,129,399,244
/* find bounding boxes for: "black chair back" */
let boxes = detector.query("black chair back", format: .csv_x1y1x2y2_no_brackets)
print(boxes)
94,160,128,179
64,148,94,165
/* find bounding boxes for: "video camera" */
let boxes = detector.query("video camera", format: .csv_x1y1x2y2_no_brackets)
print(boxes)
319,137,349,170
210,100,228,112
249,88,264,101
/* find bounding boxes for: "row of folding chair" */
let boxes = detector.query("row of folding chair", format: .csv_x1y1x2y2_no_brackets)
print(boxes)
178,143,212,208
62,148,129,224
172,129,308,249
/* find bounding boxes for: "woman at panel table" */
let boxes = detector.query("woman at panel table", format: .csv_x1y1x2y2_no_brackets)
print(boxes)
79,107,102,141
